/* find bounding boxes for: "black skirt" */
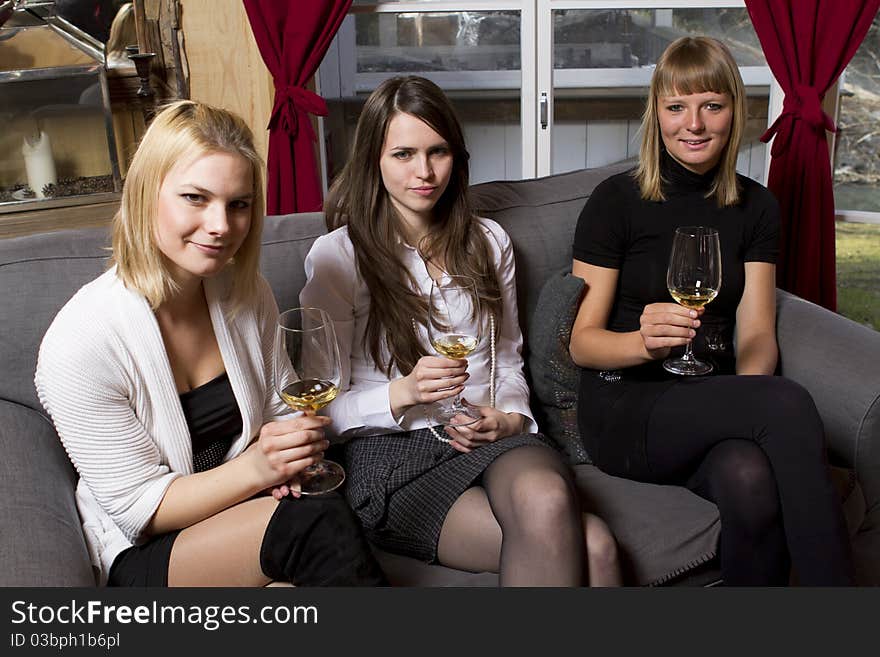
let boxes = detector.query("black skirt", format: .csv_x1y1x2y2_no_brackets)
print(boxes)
343,427,554,562
107,531,181,587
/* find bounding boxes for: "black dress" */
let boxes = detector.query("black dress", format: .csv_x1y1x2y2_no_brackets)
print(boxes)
108,373,386,587
107,373,240,586
571,155,854,585
572,154,779,475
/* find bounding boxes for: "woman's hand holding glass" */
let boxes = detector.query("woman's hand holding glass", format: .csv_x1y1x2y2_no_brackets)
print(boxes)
638,301,703,359
443,407,524,453
246,414,331,499
396,355,470,410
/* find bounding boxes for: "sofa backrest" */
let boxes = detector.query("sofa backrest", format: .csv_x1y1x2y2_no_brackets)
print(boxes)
263,161,633,351
470,160,633,343
0,227,111,412
0,161,631,413
0,215,329,413
259,211,327,313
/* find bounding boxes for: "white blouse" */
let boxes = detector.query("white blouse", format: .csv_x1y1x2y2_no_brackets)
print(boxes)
300,217,538,439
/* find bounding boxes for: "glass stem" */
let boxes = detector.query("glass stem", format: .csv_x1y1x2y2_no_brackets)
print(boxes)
682,332,696,361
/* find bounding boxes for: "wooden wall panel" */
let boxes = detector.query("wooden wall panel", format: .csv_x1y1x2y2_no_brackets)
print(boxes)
179,0,273,164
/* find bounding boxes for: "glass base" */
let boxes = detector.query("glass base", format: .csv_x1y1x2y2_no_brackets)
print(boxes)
428,400,482,428
298,460,346,495
663,356,713,376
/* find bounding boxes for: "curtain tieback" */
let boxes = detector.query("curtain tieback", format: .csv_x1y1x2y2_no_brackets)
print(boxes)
760,83,835,155
269,84,328,141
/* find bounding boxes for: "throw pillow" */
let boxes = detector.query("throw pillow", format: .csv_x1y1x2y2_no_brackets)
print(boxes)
527,272,591,465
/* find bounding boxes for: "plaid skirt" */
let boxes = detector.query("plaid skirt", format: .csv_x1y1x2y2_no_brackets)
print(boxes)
343,427,554,563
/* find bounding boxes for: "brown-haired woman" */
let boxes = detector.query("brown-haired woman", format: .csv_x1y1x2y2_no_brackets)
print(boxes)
299,76,621,586
569,36,854,585
35,100,384,587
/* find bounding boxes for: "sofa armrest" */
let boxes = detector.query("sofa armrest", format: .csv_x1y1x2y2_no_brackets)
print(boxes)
775,289,880,517
0,400,94,586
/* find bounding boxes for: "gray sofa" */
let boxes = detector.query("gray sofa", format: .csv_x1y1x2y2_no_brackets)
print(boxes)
2,162,878,586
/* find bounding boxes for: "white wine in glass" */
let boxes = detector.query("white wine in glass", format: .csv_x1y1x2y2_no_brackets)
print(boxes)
275,307,345,494
426,274,482,428
279,379,339,412
431,334,479,360
663,226,722,376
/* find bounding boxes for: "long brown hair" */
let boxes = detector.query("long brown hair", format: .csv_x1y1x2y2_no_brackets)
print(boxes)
636,36,746,207
325,76,501,376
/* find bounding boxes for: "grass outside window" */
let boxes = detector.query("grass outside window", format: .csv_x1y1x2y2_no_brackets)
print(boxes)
836,221,880,331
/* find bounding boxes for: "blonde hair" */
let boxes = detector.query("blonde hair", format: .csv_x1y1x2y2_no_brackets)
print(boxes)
636,36,746,207
111,100,265,311
105,3,137,67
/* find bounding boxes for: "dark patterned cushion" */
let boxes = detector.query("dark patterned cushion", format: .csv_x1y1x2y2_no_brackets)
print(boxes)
527,272,591,465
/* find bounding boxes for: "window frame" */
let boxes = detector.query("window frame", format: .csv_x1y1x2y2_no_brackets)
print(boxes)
319,2,782,184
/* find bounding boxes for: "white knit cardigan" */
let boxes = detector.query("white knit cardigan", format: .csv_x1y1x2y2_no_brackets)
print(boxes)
35,267,290,584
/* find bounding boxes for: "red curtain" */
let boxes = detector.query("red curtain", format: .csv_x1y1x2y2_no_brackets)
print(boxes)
243,0,352,215
745,0,880,310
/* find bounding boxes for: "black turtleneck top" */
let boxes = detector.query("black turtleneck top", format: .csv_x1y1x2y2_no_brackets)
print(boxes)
572,153,780,376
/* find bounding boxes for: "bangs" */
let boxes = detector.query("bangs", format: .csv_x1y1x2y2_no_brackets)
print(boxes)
653,48,735,98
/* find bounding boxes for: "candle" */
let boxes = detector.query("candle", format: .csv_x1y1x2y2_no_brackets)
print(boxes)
21,131,57,199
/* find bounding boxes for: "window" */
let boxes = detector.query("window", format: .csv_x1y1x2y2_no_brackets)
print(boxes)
833,13,880,220
833,13,879,330
319,2,771,186
545,5,769,177
320,5,528,185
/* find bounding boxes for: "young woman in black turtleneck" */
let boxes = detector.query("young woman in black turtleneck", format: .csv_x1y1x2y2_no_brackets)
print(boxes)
569,36,854,586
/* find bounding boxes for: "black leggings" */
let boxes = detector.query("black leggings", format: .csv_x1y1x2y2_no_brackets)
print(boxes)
612,375,852,585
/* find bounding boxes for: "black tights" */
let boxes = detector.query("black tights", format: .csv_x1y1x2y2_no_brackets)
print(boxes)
685,440,788,584
437,444,593,586
482,445,586,585
645,375,853,586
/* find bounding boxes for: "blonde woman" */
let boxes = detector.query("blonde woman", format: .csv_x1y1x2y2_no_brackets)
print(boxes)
35,100,384,587
569,37,853,585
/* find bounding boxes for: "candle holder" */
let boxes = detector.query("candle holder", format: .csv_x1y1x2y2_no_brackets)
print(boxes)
128,52,156,99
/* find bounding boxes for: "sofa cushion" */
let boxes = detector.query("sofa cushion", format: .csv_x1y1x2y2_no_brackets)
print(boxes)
373,548,498,587
523,270,721,585
527,271,591,465
0,400,95,586
573,464,720,586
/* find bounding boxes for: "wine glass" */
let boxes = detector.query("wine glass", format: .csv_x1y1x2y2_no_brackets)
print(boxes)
275,307,345,494
425,274,483,428
663,226,722,376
